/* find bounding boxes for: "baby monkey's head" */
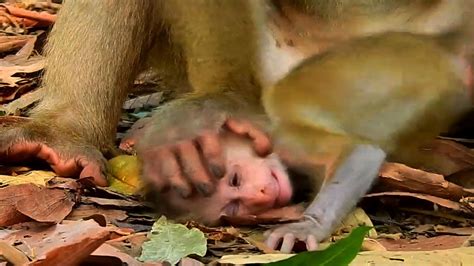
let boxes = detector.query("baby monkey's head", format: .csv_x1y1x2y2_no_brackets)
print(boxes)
154,132,294,225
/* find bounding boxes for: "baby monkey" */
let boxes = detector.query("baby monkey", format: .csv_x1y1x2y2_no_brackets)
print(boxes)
141,132,317,252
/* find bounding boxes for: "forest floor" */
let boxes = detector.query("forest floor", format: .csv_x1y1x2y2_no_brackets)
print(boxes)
0,1,472,265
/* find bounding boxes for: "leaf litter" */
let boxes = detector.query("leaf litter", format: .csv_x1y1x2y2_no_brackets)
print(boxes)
0,1,473,265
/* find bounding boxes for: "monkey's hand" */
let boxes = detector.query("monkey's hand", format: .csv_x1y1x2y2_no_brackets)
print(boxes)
0,121,108,186
264,145,386,253
264,216,322,253
136,93,272,198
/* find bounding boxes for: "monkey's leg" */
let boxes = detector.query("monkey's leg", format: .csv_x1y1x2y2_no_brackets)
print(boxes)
0,1,155,185
136,0,272,198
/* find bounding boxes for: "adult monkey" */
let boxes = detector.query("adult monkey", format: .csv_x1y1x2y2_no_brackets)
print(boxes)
0,1,271,189
0,0,472,252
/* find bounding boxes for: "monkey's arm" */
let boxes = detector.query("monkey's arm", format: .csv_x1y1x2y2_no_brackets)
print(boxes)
0,1,155,185
265,145,385,252
136,1,272,197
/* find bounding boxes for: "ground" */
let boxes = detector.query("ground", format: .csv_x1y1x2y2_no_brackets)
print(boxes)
0,1,473,265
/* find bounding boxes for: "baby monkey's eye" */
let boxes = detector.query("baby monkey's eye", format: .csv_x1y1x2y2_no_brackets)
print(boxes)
230,172,240,187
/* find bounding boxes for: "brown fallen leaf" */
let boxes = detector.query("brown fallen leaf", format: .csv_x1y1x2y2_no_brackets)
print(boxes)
0,88,43,114
351,247,474,265
0,170,57,186
1,220,111,265
179,257,205,266
377,163,473,201
377,235,471,251
0,183,40,226
123,92,164,110
0,4,56,27
16,188,75,223
433,225,474,236
361,238,387,252
0,56,44,88
446,168,474,190
66,204,128,224
0,35,33,54
365,191,474,214
107,232,148,259
3,34,37,64
81,196,146,209
90,243,143,266
399,207,470,223
0,241,29,265
0,184,75,226
416,139,474,176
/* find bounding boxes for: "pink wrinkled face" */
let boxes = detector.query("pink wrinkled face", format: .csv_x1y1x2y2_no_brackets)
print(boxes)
163,134,293,225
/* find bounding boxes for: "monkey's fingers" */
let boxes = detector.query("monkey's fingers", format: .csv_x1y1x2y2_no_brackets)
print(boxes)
225,118,272,156
306,235,318,251
264,230,284,251
197,132,225,178
154,148,193,198
265,231,298,253
264,221,319,253
280,233,296,253
176,141,215,196
1,141,108,186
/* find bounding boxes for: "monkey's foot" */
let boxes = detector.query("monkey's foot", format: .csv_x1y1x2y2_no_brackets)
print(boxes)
0,125,108,186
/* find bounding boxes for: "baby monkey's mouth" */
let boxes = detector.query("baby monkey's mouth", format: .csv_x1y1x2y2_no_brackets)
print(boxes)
271,169,292,207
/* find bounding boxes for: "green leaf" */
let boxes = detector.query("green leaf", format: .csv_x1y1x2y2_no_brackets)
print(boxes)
267,226,371,266
138,216,207,265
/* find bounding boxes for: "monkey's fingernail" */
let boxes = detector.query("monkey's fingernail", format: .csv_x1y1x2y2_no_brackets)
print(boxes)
210,165,225,178
197,183,214,196
174,187,191,198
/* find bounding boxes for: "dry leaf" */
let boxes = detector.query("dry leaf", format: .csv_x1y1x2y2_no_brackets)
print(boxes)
123,92,163,110
1,220,111,265
361,238,386,252
66,204,128,224
352,246,474,265
0,183,40,226
0,56,44,87
0,35,33,54
0,4,56,28
16,188,75,223
378,163,472,201
0,184,75,226
0,170,56,186
365,191,473,214
337,208,377,238
0,241,29,265
90,243,143,266
219,254,294,264
416,140,474,176
0,89,43,114
81,196,146,209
